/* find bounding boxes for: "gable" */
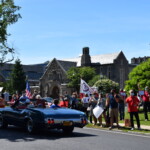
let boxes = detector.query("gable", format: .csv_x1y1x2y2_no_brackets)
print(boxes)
40,58,68,81
114,51,128,64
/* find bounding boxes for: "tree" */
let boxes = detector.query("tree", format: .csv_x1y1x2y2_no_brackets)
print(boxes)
0,0,21,64
88,74,107,87
6,59,26,94
125,59,150,92
67,66,96,91
94,79,119,94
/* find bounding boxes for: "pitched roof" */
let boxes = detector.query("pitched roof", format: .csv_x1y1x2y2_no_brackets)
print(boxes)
61,51,121,66
41,58,77,79
57,60,77,71
0,63,48,80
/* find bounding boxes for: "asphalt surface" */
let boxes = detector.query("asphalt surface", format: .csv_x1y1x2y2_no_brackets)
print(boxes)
0,125,150,150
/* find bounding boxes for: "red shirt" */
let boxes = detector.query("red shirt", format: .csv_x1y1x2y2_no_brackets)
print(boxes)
142,91,149,102
59,100,69,108
126,96,140,112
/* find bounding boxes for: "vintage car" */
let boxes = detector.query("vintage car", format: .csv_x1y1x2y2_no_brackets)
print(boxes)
0,99,87,134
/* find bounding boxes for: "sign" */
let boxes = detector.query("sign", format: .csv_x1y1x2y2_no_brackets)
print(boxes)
93,106,104,119
138,90,144,96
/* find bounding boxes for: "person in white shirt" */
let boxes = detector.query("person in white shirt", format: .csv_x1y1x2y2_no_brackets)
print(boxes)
3,91,9,105
82,94,90,117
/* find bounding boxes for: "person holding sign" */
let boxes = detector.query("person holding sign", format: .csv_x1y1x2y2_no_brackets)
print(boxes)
97,93,107,127
89,94,98,125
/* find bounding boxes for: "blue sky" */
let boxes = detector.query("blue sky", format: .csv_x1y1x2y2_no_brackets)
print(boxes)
8,0,150,64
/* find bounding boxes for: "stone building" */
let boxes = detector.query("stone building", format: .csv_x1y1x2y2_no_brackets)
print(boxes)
0,62,48,93
40,47,129,98
40,58,77,98
0,47,146,98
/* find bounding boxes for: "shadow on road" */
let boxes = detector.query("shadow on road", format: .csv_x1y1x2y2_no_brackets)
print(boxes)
0,125,96,142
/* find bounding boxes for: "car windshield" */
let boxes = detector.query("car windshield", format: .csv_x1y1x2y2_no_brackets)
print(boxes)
43,97,53,103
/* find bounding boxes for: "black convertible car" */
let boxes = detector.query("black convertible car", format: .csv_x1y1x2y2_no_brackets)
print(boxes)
0,100,87,134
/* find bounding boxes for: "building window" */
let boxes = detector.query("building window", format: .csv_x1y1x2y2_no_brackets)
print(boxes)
120,68,124,88
100,67,103,75
107,66,111,79
121,60,123,65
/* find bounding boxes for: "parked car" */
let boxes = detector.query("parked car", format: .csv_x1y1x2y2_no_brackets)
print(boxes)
0,99,87,134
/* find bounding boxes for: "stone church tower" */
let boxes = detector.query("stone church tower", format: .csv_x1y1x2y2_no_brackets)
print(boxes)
81,47,91,66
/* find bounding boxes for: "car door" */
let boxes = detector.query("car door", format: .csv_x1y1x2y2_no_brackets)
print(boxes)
5,101,27,127
9,108,26,126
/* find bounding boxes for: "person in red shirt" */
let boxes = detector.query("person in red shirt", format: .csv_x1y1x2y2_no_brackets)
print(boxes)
141,86,150,121
126,89,141,130
59,95,69,108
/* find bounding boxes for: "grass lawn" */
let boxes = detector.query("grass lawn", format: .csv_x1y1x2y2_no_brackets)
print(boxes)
119,109,150,126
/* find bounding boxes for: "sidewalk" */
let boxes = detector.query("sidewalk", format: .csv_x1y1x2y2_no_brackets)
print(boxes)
118,122,150,130
89,120,150,130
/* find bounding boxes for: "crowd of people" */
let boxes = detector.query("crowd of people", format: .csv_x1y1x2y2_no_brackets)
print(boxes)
0,86,149,131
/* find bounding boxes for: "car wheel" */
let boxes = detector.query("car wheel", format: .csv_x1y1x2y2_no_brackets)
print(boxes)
26,119,36,134
0,113,8,129
63,126,74,134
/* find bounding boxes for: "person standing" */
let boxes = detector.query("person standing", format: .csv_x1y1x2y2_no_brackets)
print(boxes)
70,93,78,109
106,89,119,130
59,95,69,108
97,93,107,127
141,86,150,121
126,89,141,130
118,89,126,120
89,94,98,125
3,91,9,105
81,94,90,118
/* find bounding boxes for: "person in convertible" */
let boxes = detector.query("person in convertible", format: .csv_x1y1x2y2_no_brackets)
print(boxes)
19,91,29,100
50,99,60,108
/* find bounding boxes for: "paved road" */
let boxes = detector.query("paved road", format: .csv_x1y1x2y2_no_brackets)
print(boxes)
0,126,150,150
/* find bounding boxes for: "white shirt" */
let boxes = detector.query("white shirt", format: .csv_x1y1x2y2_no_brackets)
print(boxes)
82,97,89,103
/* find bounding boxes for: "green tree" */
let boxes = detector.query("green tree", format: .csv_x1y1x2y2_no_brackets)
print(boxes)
6,59,26,94
88,74,107,86
67,66,96,91
0,0,21,64
125,59,150,92
94,78,119,94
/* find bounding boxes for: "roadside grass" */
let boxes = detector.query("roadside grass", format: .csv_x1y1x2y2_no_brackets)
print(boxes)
86,108,150,134
86,123,150,134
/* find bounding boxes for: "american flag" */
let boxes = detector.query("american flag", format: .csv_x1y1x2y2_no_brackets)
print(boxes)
26,81,32,98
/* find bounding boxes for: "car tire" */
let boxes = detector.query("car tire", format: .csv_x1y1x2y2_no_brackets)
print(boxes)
26,119,36,134
0,113,8,129
63,126,74,134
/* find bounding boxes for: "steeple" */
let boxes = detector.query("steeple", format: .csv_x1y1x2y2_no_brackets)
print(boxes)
81,47,91,66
